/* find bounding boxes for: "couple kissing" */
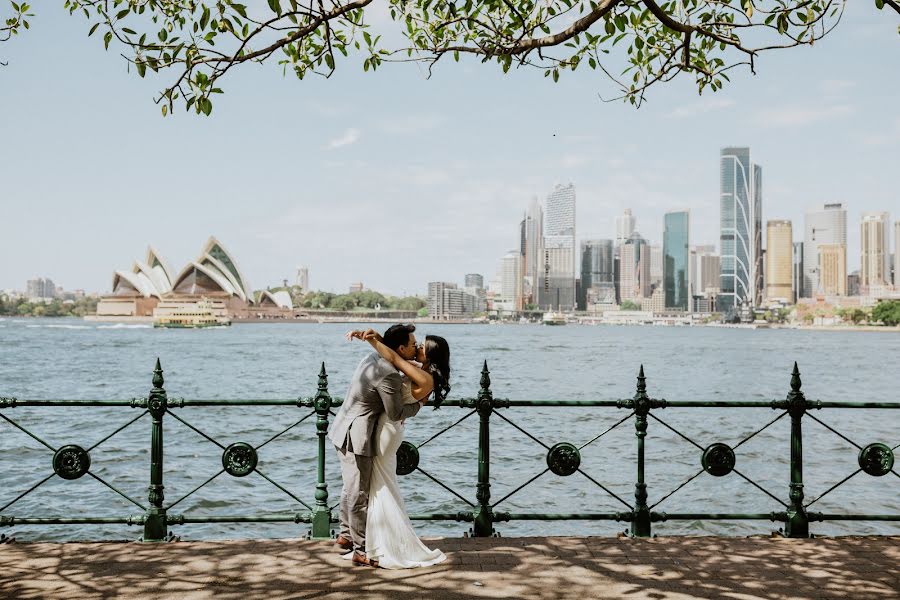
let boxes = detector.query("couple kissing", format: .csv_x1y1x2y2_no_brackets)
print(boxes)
328,323,451,569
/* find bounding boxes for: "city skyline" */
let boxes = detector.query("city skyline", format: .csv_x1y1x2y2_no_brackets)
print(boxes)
1,4,898,296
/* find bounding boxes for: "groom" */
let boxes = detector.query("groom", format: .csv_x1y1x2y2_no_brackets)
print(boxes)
329,323,426,567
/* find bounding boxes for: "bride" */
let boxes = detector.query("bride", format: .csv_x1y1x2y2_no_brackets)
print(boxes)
345,328,450,569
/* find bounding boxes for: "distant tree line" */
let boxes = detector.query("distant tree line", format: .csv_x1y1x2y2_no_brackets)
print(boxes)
264,286,426,313
0,296,99,317
822,300,900,327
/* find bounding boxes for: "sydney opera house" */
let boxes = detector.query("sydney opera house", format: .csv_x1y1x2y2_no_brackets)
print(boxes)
96,237,292,319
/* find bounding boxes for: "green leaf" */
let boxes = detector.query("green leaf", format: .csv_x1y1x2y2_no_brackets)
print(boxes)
103,31,112,50
161,104,168,117
875,0,884,8
136,60,146,77
115,8,129,20
552,69,559,82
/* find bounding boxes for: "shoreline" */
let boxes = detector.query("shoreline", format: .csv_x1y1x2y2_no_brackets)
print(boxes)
4,315,899,331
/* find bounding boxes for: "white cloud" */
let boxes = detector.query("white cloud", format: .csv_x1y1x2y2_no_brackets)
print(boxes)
755,104,854,127
326,128,361,149
666,97,737,119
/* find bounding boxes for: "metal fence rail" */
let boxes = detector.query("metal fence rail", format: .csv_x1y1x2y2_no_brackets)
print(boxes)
1,359,897,541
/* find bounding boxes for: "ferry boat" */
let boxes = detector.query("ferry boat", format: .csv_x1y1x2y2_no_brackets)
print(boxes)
153,299,231,329
542,312,567,326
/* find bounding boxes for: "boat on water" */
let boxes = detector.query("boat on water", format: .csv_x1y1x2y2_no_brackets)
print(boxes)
153,299,231,329
542,312,567,326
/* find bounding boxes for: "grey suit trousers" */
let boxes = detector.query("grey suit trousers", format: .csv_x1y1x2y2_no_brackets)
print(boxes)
335,443,373,553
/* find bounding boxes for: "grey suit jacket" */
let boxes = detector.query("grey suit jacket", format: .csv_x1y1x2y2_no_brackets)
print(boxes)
329,352,422,457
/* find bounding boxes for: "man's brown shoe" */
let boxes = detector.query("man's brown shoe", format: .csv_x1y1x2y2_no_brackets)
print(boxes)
351,551,379,568
335,535,353,552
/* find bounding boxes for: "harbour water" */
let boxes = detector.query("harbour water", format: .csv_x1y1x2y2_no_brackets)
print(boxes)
1,317,898,541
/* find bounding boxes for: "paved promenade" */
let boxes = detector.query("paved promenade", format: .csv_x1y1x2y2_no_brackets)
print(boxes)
2,536,899,599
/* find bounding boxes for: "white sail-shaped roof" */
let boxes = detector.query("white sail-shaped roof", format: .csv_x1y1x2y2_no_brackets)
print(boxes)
198,237,253,301
258,290,293,309
112,270,153,297
199,253,247,302
171,262,239,297
144,246,175,294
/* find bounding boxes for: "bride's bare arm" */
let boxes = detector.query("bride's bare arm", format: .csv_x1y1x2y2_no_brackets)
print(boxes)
366,337,433,400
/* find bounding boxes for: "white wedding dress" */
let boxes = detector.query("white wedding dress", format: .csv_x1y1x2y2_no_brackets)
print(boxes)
345,380,446,569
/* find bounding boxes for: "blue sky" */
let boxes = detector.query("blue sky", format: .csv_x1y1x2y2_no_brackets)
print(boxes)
1,3,898,296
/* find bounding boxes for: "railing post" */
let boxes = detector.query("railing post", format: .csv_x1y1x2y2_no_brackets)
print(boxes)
631,365,652,537
310,362,332,539
784,362,810,538
473,360,494,537
144,358,167,542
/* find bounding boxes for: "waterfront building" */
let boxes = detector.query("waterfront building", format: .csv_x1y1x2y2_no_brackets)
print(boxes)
766,220,793,303
645,286,666,313
579,239,615,309
792,242,804,302
848,271,861,296
895,221,900,286
689,245,720,300
650,245,663,288
428,282,481,319
25,277,57,301
615,209,636,247
818,244,847,296
803,203,847,297
619,231,651,301
295,266,309,292
464,273,484,290
539,183,576,311
349,282,365,294
860,212,891,287
97,237,257,318
500,250,523,309
663,211,690,311
718,146,763,314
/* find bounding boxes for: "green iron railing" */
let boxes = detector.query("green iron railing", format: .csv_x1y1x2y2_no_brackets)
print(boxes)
1,359,897,541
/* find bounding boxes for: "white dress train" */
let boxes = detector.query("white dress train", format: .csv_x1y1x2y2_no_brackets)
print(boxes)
360,381,446,569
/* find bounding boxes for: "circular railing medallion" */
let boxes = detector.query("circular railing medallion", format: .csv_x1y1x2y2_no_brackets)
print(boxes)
53,445,91,480
701,443,736,477
858,443,894,477
396,441,419,476
222,442,258,477
546,442,581,476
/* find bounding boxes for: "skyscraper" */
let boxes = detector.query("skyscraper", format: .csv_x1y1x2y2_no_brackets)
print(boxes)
803,203,847,297
650,245,663,288
719,147,763,314
500,250,522,308
579,239,615,309
619,231,651,301
690,246,721,299
295,266,309,291
523,198,543,305
615,209,636,247
860,212,891,287
792,242,804,303
818,244,847,296
540,183,576,310
464,274,484,289
766,220,793,303
663,211,690,310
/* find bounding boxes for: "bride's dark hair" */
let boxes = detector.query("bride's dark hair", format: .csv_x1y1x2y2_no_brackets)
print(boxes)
423,335,451,409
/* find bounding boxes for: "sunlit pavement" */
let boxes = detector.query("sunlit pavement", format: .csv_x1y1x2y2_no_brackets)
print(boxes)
2,536,899,599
